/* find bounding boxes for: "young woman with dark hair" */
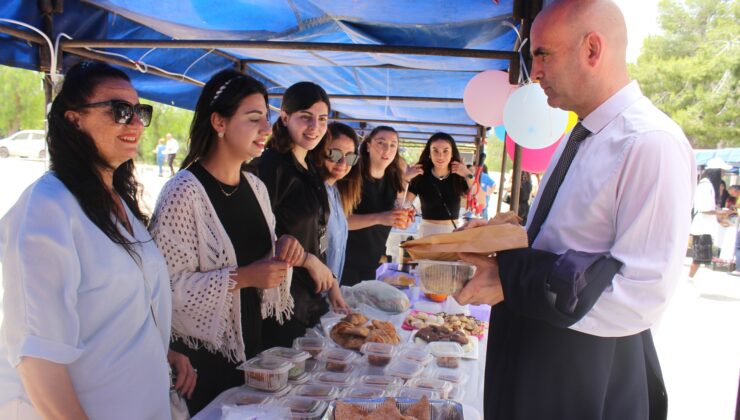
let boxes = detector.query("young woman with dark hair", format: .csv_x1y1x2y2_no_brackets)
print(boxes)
404,132,473,237
341,126,420,286
0,60,194,419
310,122,363,282
149,69,304,413
251,81,347,348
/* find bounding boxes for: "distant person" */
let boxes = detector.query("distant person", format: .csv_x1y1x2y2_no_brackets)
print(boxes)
404,132,473,237
164,132,179,176
478,164,496,219
690,159,727,278
518,171,533,225
153,137,166,176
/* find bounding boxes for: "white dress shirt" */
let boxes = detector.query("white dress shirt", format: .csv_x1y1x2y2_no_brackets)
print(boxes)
0,173,172,419
689,178,717,238
527,81,695,337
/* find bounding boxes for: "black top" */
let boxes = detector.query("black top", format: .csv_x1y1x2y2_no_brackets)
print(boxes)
342,175,398,286
251,148,329,345
188,162,272,358
408,171,467,220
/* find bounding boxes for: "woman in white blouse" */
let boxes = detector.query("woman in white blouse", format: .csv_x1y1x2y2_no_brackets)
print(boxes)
0,61,195,419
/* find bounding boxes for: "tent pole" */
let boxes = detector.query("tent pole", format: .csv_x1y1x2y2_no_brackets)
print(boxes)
62,39,518,61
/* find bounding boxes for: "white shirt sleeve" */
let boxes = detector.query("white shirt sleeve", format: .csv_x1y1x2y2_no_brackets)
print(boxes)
570,130,695,337
0,184,85,366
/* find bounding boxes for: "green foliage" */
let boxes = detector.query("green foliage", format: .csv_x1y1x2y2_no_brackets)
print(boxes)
629,0,739,148
0,65,46,137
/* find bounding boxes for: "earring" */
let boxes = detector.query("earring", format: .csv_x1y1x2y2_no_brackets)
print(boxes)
218,132,224,138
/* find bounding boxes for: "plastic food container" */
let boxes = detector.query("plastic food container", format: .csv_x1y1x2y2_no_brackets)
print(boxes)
384,359,424,380
406,377,453,399
317,348,358,373
360,342,397,367
311,371,354,387
261,347,311,379
222,388,275,406
447,384,465,402
282,396,328,420
238,357,293,392
288,372,310,385
357,374,404,391
293,337,328,358
430,368,469,385
415,259,476,295
342,385,388,399
398,346,434,366
290,383,340,401
428,341,464,368
396,386,442,400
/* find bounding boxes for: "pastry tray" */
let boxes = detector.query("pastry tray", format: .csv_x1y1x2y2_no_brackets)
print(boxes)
321,397,464,420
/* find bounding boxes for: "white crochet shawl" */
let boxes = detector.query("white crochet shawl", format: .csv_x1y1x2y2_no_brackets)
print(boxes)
149,170,294,363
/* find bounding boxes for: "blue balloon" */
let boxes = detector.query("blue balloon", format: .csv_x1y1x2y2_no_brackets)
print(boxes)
494,125,506,142
503,83,568,149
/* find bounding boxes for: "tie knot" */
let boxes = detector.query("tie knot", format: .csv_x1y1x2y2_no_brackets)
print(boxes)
570,122,591,143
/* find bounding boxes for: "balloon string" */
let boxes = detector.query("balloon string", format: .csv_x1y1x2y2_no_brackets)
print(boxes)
502,21,531,86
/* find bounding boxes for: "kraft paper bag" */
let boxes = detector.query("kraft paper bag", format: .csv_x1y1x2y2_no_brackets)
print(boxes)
401,223,528,261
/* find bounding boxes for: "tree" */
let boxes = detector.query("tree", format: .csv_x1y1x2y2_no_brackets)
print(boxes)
0,65,45,137
629,0,739,148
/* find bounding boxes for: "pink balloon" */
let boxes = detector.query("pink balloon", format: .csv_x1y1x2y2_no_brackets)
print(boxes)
463,70,515,127
505,133,564,173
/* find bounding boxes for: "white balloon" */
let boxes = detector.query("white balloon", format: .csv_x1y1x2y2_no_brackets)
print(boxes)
503,83,568,149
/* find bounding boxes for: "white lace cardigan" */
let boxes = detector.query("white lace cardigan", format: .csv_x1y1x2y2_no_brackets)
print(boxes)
149,170,293,363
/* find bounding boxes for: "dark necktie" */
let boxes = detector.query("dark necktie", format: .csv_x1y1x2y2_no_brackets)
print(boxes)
526,122,591,244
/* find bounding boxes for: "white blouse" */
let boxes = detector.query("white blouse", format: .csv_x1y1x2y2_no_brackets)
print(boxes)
0,173,172,420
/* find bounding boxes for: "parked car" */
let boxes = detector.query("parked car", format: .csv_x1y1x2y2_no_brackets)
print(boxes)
0,130,46,159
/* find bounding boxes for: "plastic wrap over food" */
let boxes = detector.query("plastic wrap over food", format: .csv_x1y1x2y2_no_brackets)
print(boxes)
341,280,410,313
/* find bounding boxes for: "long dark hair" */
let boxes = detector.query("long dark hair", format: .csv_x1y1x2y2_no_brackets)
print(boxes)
702,168,722,205
181,69,269,170
417,132,468,197
267,81,331,155
47,60,146,258
359,125,404,193
312,122,363,216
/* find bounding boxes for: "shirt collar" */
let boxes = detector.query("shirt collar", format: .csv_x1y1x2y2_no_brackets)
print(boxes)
581,80,643,135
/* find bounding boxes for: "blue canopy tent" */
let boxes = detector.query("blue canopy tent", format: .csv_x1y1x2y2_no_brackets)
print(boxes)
695,149,740,167
0,0,544,151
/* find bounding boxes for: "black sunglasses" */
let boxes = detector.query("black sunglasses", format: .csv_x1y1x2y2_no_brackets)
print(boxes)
77,100,153,127
327,148,359,166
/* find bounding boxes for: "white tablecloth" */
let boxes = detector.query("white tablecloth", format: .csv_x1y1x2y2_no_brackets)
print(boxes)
193,297,490,420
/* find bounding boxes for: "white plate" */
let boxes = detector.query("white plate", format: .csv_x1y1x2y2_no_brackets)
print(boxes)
408,330,479,360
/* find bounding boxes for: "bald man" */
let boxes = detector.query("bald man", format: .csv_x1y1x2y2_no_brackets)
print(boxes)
454,1,694,419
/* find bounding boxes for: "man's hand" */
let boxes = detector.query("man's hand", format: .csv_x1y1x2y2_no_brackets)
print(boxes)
453,252,505,306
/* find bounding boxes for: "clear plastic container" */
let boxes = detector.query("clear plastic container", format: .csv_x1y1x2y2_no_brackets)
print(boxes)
290,383,340,401
406,377,453,399
415,259,476,295
398,346,434,366
317,348,358,373
288,372,310,385
397,386,441,400
384,359,424,380
357,374,404,391
282,396,328,420
428,341,464,368
342,385,388,399
360,342,397,367
238,357,293,392
293,337,328,358
222,388,275,406
310,371,354,387
430,368,469,385
241,383,292,398
447,384,465,402
261,347,311,379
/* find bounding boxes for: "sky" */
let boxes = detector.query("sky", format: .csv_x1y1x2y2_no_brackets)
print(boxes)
613,0,663,62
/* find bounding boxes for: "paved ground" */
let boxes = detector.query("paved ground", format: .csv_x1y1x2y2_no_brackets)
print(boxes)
0,157,738,419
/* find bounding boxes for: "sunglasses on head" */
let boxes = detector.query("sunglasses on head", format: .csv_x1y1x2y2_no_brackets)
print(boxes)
77,100,153,127
327,148,359,166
